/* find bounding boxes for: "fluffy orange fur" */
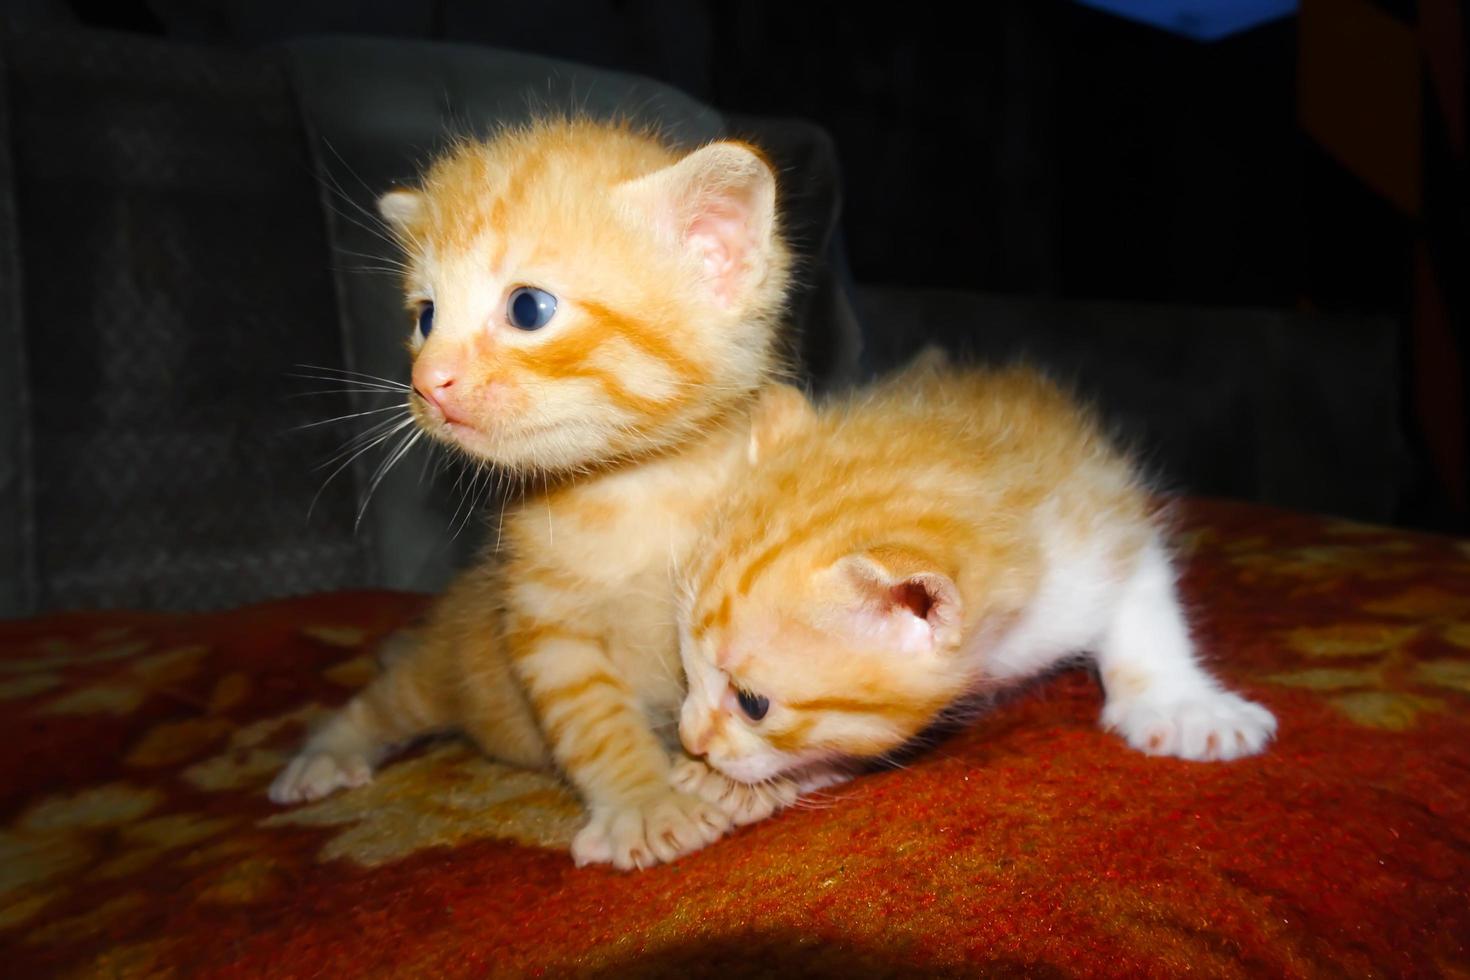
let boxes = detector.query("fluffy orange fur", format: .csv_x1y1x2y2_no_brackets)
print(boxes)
271,118,799,869
675,357,1275,805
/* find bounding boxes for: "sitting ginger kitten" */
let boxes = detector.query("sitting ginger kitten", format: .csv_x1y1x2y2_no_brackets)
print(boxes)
271,118,800,869
672,361,1276,809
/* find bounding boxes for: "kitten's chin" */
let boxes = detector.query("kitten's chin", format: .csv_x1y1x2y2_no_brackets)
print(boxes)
430,417,601,472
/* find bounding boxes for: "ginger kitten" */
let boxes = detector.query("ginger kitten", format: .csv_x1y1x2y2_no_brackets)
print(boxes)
674,360,1276,811
270,118,796,869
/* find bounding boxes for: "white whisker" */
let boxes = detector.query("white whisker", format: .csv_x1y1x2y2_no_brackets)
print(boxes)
308,417,410,521
356,429,424,529
317,416,416,470
295,365,411,389
289,387,408,399
292,403,408,431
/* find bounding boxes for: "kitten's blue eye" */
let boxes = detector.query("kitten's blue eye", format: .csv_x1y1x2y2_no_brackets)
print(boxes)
417,302,434,339
507,286,557,331
736,688,769,722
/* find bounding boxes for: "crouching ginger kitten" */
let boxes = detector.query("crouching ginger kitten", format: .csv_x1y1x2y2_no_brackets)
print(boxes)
672,363,1276,810
271,118,803,869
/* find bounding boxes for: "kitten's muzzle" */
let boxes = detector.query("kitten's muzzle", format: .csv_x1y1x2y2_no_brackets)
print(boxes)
411,355,474,427
679,706,712,757
413,379,472,428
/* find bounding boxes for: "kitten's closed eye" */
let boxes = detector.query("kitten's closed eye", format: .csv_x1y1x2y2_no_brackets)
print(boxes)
508,286,557,331
736,688,769,721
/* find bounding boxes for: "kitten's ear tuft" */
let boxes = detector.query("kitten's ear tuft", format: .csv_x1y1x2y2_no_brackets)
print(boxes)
747,383,815,464
378,188,425,238
839,549,962,657
618,141,778,310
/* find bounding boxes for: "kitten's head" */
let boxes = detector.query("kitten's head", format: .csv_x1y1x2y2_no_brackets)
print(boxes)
380,119,790,472
677,396,971,784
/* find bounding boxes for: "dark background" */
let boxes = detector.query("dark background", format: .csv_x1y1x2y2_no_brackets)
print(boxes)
57,0,1377,304
38,0,1407,306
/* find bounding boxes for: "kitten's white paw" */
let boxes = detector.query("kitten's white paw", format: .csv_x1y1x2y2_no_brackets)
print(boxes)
268,750,373,804
571,790,730,870
1103,689,1276,761
670,758,798,826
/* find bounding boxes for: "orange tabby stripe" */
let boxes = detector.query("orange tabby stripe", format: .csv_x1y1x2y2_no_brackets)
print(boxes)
764,716,815,754
736,541,786,597
727,491,911,595
485,198,508,269
784,695,935,723
536,671,629,708
561,727,639,774
604,754,665,794
542,699,628,750
581,300,706,384
499,294,706,420
507,342,682,419
442,144,547,251
503,620,601,659
692,594,731,639
517,562,589,593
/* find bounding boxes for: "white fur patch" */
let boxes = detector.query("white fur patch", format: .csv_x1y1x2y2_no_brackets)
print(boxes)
968,509,1276,762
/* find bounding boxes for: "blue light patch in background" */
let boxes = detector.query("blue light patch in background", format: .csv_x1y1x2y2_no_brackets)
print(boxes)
1072,0,1297,41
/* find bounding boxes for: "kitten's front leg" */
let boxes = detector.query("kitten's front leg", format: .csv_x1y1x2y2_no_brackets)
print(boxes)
507,624,730,870
1097,541,1276,761
269,630,452,804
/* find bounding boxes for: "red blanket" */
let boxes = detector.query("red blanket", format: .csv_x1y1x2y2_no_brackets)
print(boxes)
2,499,1468,976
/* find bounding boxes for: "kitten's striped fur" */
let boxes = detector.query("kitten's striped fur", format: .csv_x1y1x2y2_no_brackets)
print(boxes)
271,119,796,868
674,358,1276,805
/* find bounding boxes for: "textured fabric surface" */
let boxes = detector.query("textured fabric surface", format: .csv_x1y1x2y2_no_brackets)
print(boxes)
2,498,1468,976
2,26,369,613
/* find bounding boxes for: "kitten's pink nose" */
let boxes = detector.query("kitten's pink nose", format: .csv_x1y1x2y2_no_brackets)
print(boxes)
412,362,465,423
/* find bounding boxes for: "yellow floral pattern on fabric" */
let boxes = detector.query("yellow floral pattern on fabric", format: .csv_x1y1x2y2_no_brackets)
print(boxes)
301,625,370,648
1415,658,1470,692
322,656,376,688
0,783,164,932
260,742,582,866
0,673,61,701
40,644,209,717
1266,615,1468,730
1228,542,1424,583
182,705,329,793
0,631,280,948
1328,691,1444,731
1211,523,1470,730
1284,623,1419,657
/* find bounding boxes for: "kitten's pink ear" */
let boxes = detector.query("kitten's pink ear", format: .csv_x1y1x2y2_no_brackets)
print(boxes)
378,188,425,238
747,383,815,464
838,549,963,657
617,141,778,309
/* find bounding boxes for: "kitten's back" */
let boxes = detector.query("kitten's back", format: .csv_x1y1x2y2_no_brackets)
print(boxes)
717,365,1148,575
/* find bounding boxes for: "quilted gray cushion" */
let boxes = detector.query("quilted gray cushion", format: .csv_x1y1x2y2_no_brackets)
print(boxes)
0,25,366,614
